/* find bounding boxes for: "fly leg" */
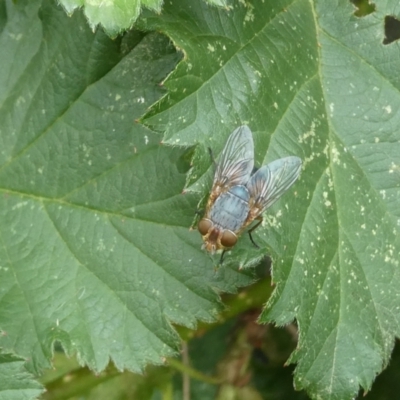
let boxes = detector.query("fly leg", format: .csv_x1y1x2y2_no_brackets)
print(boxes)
220,250,227,264
208,147,217,168
191,208,204,229
216,250,226,269
248,217,263,248
190,208,204,230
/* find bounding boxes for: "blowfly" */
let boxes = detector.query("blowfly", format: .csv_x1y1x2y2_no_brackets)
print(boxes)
198,125,302,259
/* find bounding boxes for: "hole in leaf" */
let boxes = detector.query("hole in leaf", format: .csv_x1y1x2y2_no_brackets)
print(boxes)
176,146,196,174
350,0,376,17
383,15,400,45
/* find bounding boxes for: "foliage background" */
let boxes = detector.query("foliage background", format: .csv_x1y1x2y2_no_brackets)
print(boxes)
0,0,400,399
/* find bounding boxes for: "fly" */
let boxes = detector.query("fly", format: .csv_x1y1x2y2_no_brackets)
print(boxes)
198,125,302,262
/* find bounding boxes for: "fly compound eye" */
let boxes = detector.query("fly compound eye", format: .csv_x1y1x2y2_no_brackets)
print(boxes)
220,230,237,248
198,218,212,235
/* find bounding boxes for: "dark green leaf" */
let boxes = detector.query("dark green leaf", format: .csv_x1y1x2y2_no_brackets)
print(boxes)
141,0,400,399
0,0,254,378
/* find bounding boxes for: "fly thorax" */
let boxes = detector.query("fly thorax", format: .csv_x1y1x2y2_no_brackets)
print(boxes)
209,186,250,233
228,185,250,201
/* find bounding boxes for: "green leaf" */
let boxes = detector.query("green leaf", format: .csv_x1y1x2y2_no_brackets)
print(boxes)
141,0,400,399
0,354,44,400
0,0,254,378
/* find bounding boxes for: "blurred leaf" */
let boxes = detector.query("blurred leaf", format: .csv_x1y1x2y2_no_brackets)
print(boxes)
59,0,162,36
41,352,174,400
58,0,232,36
40,352,81,386
140,0,400,399
0,0,254,379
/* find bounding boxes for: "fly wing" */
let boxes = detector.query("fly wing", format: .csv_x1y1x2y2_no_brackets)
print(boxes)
246,156,302,213
213,125,254,190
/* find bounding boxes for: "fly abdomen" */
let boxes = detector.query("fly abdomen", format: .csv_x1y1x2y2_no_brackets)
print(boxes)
209,185,250,232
